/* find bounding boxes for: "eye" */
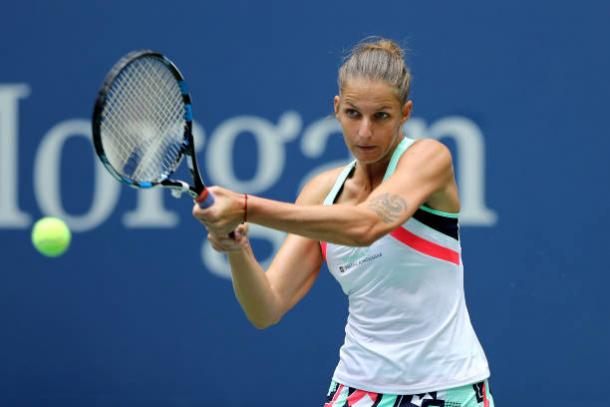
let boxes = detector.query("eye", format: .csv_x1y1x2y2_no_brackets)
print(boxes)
344,108,360,118
374,112,390,120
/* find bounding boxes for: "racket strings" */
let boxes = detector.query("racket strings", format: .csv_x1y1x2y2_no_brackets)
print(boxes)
100,57,186,183
107,61,183,180
119,64,183,180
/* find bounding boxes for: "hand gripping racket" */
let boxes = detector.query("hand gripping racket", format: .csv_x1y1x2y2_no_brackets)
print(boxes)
92,50,214,208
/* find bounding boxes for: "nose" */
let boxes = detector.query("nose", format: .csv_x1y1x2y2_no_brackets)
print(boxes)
357,117,373,138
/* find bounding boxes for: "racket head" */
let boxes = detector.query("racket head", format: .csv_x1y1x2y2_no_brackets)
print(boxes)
92,50,197,190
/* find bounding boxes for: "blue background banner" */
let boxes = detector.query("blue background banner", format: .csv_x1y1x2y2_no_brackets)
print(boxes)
1,1,609,405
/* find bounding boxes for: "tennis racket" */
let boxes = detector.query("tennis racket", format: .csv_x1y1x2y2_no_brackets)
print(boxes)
91,50,214,208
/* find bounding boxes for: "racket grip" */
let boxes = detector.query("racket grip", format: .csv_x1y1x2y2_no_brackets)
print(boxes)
196,189,236,240
196,189,215,209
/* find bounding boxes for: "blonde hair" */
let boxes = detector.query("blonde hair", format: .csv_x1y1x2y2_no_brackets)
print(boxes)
338,37,411,104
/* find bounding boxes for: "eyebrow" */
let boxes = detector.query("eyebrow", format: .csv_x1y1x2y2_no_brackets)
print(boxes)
345,102,392,111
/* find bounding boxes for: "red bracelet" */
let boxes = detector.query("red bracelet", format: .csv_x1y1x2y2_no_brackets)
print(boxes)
243,193,248,223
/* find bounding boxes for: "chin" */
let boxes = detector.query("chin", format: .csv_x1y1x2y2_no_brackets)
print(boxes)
355,154,382,164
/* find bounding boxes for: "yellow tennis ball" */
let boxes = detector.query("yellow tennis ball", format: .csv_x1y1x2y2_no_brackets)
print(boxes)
31,217,72,257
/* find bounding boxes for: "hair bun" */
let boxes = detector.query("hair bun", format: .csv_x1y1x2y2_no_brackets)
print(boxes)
361,38,404,58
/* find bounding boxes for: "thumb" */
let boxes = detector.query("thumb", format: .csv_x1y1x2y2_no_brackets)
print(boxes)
234,223,249,241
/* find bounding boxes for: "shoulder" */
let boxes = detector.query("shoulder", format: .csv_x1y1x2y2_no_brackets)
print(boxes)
390,138,455,191
398,138,453,172
295,165,347,205
409,138,452,160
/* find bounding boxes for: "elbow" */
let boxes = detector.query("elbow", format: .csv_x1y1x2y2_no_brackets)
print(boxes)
250,318,278,330
349,222,385,247
344,208,390,246
248,313,281,330
238,290,285,330
358,235,379,247
353,219,387,247
353,233,382,247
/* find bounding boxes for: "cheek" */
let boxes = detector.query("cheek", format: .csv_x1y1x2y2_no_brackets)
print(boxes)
390,119,403,134
338,118,356,137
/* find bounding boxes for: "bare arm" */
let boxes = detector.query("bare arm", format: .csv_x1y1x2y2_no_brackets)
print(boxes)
200,139,455,246
198,170,340,329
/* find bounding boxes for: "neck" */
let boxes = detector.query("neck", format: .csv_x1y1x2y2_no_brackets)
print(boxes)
354,134,404,190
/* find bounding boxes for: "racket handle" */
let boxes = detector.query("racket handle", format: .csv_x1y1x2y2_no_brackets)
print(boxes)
196,188,236,240
196,189,215,209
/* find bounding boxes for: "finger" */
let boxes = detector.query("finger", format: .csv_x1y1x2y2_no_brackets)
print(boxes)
210,242,224,252
207,234,220,247
218,237,239,246
236,223,249,235
207,234,221,249
192,201,217,221
231,223,247,240
192,203,205,218
208,237,233,252
208,233,228,245
208,233,238,249
208,229,230,240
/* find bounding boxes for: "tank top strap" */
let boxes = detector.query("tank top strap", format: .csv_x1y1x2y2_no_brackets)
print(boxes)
323,161,357,206
382,137,417,182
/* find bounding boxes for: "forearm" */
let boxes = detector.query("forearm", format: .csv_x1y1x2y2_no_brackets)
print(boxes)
247,195,382,246
227,244,282,329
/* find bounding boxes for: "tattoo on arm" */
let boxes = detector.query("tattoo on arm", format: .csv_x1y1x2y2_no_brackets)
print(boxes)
366,193,407,224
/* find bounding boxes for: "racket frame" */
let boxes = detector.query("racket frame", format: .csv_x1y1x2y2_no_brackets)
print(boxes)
92,50,209,202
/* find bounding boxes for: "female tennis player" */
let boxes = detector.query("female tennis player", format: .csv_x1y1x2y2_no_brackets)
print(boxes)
193,37,494,407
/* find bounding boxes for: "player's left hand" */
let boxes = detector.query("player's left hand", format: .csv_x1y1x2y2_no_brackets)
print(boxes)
207,223,249,252
193,186,245,235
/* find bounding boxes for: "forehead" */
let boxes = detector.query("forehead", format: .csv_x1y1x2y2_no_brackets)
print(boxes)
341,78,401,108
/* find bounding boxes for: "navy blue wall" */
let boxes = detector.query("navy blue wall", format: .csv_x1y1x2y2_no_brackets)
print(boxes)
1,1,609,405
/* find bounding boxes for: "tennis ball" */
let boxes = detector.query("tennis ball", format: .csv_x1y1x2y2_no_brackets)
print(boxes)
31,217,72,257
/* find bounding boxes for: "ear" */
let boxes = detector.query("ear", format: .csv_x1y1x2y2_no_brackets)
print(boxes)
400,100,413,125
333,95,340,116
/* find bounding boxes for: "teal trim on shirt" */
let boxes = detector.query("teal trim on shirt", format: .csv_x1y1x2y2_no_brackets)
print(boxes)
382,137,415,182
419,204,459,219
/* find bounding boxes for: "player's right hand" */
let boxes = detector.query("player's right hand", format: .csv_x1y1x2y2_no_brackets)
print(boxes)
193,186,245,236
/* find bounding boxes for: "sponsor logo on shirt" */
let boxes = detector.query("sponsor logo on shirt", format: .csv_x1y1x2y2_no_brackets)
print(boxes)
338,252,382,273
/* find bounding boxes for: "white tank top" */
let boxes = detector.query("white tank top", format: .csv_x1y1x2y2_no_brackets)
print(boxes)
321,138,490,394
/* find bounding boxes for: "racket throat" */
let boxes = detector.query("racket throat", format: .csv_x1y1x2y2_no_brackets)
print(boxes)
161,179,198,199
